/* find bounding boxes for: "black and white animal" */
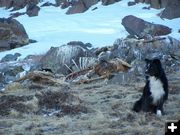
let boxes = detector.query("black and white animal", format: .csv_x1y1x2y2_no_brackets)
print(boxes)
133,58,168,116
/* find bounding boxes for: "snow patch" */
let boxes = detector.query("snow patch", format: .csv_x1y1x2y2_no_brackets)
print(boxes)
0,0,180,59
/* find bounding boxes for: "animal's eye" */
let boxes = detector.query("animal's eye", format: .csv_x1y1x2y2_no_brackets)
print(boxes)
146,63,150,69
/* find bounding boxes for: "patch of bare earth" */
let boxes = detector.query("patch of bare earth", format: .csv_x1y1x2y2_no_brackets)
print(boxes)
0,73,179,135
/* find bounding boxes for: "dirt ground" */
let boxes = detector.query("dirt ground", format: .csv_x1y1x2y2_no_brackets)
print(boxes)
0,72,179,135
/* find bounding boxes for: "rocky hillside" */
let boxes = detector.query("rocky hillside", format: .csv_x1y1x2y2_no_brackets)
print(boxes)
0,0,180,134
134,0,180,19
1,0,180,19
0,0,122,16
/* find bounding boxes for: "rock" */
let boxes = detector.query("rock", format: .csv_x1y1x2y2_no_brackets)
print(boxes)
61,1,71,9
29,39,37,43
3,65,24,83
57,0,71,9
92,7,98,11
66,0,88,14
101,0,121,6
0,56,40,88
160,0,180,19
82,0,99,9
55,0,65,7
63,0,100,13
37,37,179,84
9,12,26,18
142,6,150,10
150,0,161,9
0,72,5,90
0,0,14,9
66,0,120,14
39,43,92,75
112,37,180,73
0,0,39,10
0,18,29,52
40,2,55,7
0,53,21,62
26,4,40,17
121,15,172,38
134,0,168,9
67,41,92,49
11,0,27,10
128,1,136,6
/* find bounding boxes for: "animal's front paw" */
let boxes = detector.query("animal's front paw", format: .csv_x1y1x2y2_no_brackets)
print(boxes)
156,110,162,116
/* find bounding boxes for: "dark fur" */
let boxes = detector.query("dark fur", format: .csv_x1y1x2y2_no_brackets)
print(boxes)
133,58,168,114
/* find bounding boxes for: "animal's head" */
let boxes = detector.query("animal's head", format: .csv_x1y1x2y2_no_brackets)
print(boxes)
144,58,162,77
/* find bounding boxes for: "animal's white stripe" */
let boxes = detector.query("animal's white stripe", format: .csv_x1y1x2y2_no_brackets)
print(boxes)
149,76,165,104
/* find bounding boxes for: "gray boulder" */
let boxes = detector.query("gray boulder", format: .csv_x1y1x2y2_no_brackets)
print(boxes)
122,15,172,38
0,53,21,62
66,0,87,14
65,0,121,14
66,0,99,14
26,3,40,17
0,0,39,10
102,0,121,6
112,37,180,72
134,0,168,9
39,43,92,75
106,36,180,84
160,0,180,19
0,18,29,51
0,55,41,88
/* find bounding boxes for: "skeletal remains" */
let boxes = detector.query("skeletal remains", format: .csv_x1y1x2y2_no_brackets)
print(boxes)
65,58,132,84
15,58,131,85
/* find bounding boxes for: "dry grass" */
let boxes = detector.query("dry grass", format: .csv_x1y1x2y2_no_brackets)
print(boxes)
0,73,179,135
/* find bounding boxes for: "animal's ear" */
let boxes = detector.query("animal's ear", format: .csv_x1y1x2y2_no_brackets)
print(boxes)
145,58,150,63
153,59,161,65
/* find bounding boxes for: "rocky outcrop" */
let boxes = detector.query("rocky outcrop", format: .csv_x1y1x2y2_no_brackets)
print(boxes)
66,0,89,15
105,36,180,84
26,3,40,17
135,0,180,19
113,36,180,74
101,0,121,5
0,53,21,62
39,42,92,75
0,18,29,51
0,0,39,10
0,55,42,89
160,0,180,19
0,0,40,18
56,0,121,14
66,0,100,14
121,15,171,38
128,1,136,6
134,0,168,9
0,0,121,15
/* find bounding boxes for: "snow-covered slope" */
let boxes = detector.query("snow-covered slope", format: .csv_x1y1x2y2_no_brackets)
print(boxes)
0,0,180,59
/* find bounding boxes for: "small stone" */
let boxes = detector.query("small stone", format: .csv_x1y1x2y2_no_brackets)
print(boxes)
128,1,136,6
